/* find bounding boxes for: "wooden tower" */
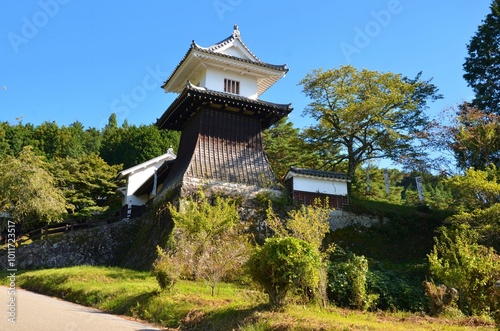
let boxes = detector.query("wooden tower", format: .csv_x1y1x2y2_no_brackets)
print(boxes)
156,25,292,198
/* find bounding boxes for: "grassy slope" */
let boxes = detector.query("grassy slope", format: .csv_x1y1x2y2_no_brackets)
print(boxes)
1,266,493,331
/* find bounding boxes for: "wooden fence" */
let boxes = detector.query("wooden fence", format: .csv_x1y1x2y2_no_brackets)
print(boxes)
1,204,148,245
1,214,120,245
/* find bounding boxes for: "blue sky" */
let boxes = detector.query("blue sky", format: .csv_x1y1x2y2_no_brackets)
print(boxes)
0,1,493,131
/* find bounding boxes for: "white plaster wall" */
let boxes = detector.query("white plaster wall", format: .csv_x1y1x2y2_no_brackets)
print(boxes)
222,46,247,59
293,176,348,196
204,67,258,99
125,161,163,206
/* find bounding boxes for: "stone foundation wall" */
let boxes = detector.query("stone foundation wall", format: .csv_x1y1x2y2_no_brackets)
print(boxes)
329,210,386,231
0,218,137,270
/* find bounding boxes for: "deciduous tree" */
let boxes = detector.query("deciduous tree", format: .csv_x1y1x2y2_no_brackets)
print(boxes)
299,65,441,185
0,146,67,227
449,104,500,170
165,193,250,294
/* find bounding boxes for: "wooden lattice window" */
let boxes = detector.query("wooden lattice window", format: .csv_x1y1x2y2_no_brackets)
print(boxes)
224,78,240,94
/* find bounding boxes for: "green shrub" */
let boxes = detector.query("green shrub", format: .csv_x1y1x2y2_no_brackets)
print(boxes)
246,237,322,308
328,253,378,311
428,225,500,316
366,267,426,312
152,246,180,291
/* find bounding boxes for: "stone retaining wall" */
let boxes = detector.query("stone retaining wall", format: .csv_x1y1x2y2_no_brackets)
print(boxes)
0,218,137,269
329,210,386,231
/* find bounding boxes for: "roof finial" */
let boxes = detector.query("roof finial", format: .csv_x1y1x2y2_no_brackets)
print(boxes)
233,24,240,37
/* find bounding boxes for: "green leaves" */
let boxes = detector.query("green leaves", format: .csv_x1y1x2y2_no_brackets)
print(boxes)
165,193,249,294
0,146,67,226
463,0,500,114
262,118,322,179
246,237,322,308
428,225,500,315
51,154,123,218
298,65,441,181
169,193,239,242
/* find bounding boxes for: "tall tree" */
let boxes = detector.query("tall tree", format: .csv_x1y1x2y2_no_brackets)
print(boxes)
51,154,123,218
448,103,500,170
0,146,67,227
463,0,500,114
100,113,180,169
299,65,441,184
33,121,61,159
3,122,35,157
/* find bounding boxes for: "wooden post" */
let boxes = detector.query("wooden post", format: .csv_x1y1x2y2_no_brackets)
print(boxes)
42,224,48,239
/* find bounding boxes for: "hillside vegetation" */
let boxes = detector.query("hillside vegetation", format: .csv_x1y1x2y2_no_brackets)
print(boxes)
1,266,494,331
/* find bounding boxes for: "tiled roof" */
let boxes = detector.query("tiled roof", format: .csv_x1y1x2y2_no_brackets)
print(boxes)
156,82,292,131
133,159,175,196
286,167,350,181
117,149,176,179
161,26,288,94
206,25,261,60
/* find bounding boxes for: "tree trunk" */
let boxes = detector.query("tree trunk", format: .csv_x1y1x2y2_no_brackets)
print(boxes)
268,285,288,309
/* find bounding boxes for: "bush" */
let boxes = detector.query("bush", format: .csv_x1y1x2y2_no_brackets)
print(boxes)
428,225,500,316
246,237,322,308
366,266,426,312
328,253,378,311
152,246,181,291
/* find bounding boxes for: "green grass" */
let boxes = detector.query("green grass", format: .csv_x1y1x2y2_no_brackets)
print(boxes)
0,266,495,330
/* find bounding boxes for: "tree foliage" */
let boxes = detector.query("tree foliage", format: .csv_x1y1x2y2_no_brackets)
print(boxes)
265,200,331,251
264,199,332,306
446,164,500,212
436,104,500,171
262,118,322,179
0,114,179,227
299,65,441,183
445,165,500,249
463,0,500,114
0,146,68,226
51,154,123,218
164,193,250,294
100,114,180,169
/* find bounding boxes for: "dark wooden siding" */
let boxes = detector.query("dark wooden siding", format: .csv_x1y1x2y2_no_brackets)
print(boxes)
292,190,348,209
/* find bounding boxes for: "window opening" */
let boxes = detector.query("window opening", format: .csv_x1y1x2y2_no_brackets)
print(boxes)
224,78,240,94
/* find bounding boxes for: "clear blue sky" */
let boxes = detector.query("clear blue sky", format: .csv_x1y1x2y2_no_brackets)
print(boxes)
0,1,493,130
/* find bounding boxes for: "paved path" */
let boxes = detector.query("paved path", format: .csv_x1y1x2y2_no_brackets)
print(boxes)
0,286,166,331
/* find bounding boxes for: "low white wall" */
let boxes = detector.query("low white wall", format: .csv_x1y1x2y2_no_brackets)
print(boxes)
293,177,348,196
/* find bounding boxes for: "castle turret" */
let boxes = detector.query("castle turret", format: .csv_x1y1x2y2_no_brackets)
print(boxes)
156,25,292,197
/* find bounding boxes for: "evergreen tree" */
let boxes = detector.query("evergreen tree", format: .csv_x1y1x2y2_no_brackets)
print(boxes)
51,154,123,218
33,121,61,159
4,122,35,156
463,0,500,114
100,113,180,169
262,118,322,179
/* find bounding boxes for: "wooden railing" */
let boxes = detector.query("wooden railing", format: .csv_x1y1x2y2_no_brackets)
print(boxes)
2,214,120,245
1,204,148,245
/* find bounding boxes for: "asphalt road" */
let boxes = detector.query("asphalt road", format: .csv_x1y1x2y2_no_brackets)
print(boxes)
0,286,166,331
